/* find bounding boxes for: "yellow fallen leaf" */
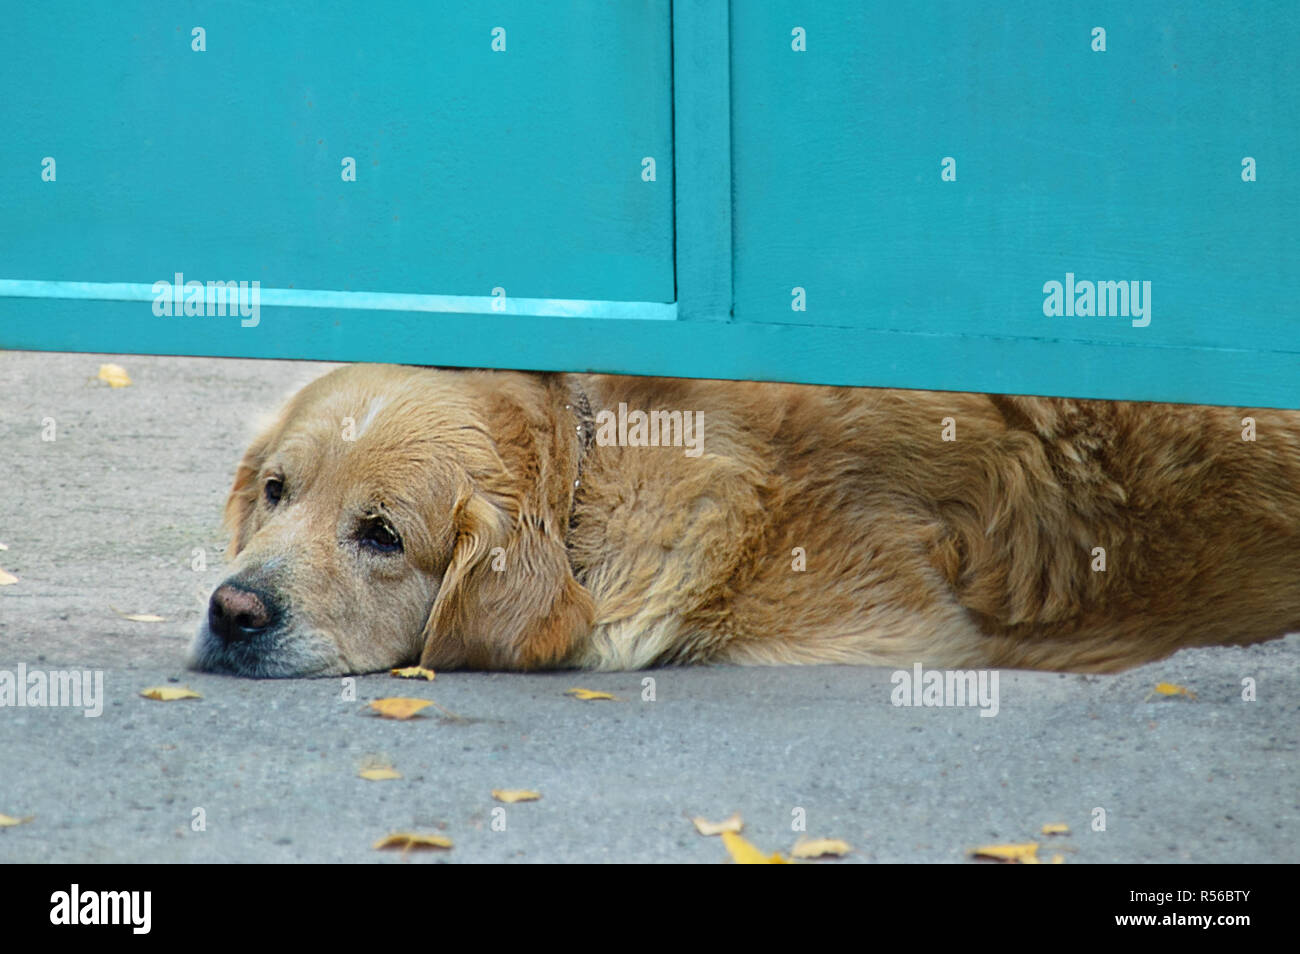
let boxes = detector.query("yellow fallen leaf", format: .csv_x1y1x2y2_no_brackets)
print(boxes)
791,837,852,859
359,767,402,781
390,666,436,681
140,686,202,701
1041,823,1070,836
692,813,744,836
0,813,34,827
1051,854,1065,864
1149,681,1196,700
0,569,17,586
111,606,165,622
368,697,433,720
373,832,452,851
972,842,1040,864
722,830,788,864
97,363,132,388
566,687,619,701
492,789,541,803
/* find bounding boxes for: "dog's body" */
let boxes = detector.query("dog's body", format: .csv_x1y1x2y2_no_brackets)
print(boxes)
188,364,1300,677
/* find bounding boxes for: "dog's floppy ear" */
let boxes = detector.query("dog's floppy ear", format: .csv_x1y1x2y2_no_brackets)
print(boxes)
222,424,275,556
418,380,595,670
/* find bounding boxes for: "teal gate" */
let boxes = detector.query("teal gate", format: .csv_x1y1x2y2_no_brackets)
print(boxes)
2,1,1296,407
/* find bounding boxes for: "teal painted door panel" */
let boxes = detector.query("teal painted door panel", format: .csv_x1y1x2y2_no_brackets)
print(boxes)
731,1,1299,353
0,1,674,301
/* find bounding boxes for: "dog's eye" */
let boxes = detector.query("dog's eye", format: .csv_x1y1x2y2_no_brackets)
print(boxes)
264,477,284,506
358,520,402,553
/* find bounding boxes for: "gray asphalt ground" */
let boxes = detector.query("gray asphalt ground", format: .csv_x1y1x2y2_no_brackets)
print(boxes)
1,350,1297,863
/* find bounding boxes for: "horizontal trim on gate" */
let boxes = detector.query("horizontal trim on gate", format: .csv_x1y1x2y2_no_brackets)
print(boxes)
0,279,678,321
2,295,1296,409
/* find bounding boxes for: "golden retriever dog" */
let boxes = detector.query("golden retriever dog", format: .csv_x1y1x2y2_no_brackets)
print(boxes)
187,364,1300,677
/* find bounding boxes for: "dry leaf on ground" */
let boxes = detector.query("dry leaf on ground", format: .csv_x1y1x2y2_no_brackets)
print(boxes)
359,767,402,781
368,697,433,720
390,666,436,681
97,363,132,388
791,837,852,859
112,606,165,622
373,832,452,851
971,842,1040,864
0,569,17,586
140,686,202,701
0,813,34,827
1041,823,1070,836
491,789,541,803
692,813,744,836
1149,682,1196,700
722,830,788,864
565,687,618,701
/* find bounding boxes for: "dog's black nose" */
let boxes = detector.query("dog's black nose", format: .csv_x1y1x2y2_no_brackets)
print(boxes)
208,583,275,642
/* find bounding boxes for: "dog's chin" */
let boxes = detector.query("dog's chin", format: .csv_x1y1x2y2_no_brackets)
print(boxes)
186,621,346,678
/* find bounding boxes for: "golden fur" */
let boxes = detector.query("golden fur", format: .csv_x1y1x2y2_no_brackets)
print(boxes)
187,364,1300,677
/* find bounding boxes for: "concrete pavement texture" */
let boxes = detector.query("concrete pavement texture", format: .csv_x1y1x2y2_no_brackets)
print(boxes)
1,350,1297,863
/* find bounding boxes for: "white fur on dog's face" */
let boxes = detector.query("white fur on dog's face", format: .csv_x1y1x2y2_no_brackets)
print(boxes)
188,367,469,677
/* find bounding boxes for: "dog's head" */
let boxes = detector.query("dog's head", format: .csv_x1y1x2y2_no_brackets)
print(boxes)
187,364,594,677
